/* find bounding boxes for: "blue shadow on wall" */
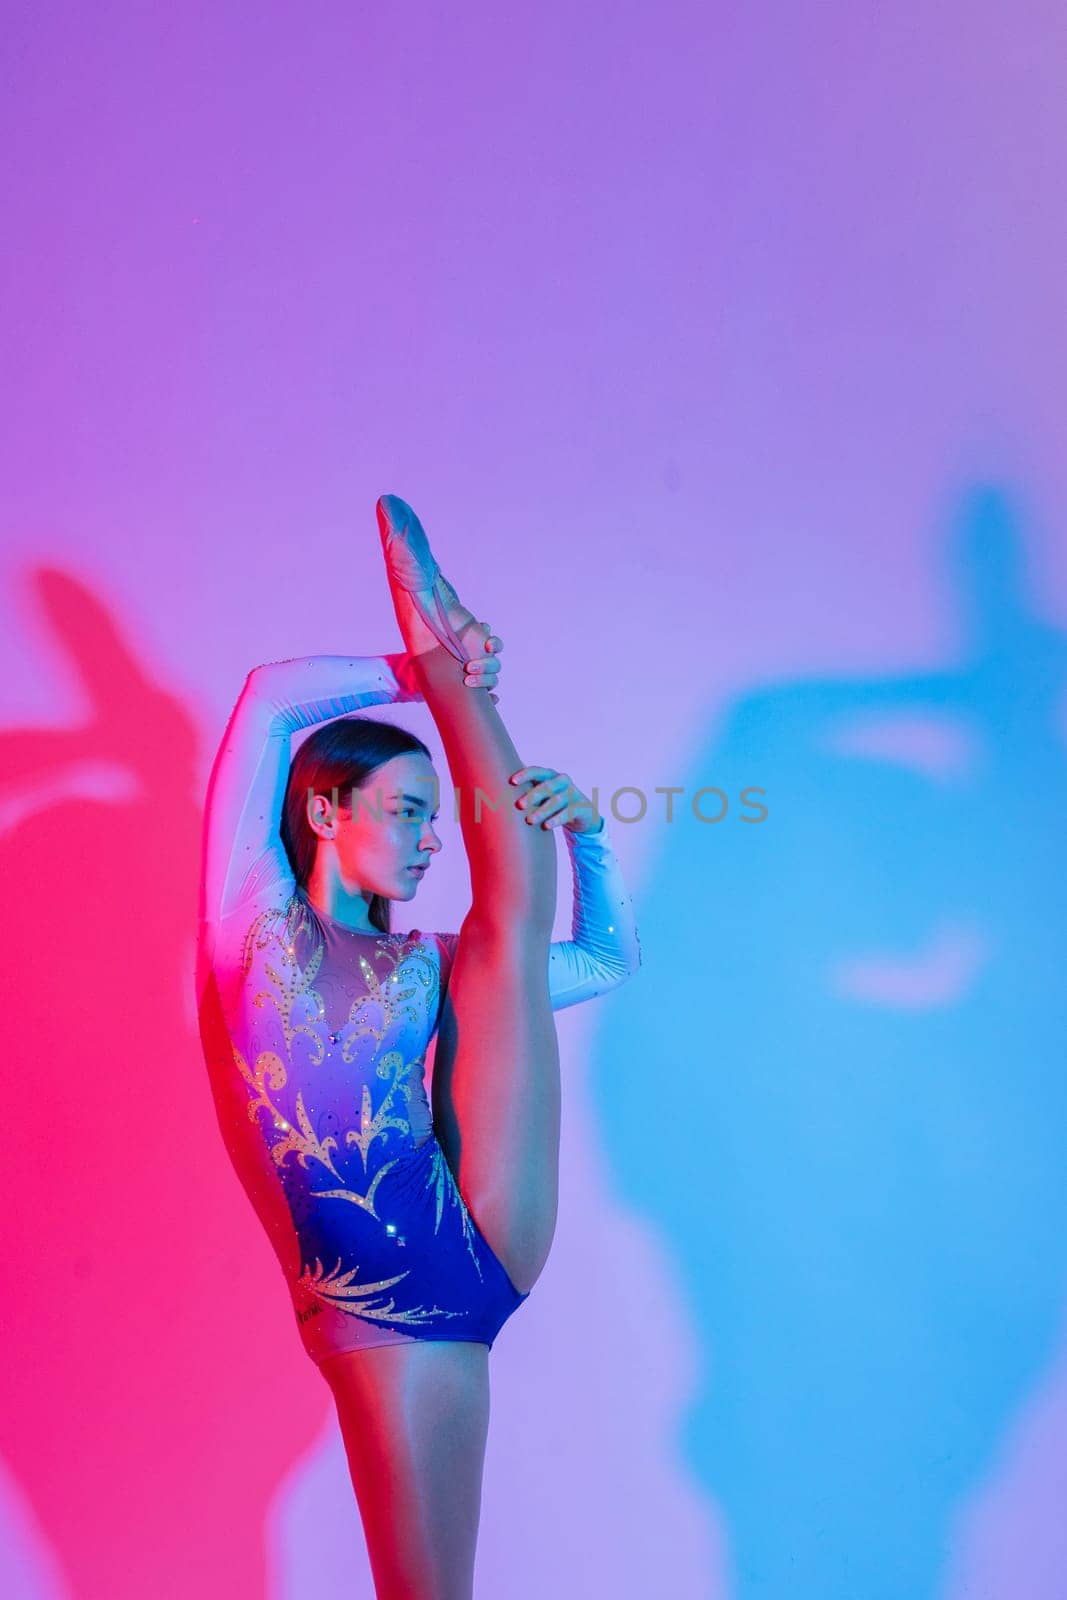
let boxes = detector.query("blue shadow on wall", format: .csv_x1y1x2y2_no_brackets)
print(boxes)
590,484,1067,1599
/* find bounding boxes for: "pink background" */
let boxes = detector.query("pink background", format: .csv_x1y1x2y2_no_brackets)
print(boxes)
2,2,1066,1596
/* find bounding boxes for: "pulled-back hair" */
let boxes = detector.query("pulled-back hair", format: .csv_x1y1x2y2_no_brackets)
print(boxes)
279,715,432,935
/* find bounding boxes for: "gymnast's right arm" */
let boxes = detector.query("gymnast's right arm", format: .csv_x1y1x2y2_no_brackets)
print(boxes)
199,652,423,946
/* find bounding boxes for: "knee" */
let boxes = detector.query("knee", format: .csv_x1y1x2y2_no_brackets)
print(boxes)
471,842,557,929
466,859,558,934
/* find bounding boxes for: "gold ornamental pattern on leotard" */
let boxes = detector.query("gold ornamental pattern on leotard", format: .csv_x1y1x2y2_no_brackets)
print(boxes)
226,889,493,1342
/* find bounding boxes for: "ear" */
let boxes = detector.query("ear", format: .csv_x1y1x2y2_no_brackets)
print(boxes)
305,785,341,838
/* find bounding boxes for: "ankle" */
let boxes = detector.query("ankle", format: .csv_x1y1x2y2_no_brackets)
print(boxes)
392,584,449,659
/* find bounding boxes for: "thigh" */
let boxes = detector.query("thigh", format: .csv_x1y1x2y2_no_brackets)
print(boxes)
438,916,557,1092
431,918,561,1294
320,1340,491,1600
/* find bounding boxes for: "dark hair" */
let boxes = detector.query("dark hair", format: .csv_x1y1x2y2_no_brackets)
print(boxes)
280,716,432,935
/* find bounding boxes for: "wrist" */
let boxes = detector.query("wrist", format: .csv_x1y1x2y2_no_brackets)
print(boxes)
566,814,605,838
386,650,424,701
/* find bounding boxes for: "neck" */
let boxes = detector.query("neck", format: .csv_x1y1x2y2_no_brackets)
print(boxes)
303,860,378,933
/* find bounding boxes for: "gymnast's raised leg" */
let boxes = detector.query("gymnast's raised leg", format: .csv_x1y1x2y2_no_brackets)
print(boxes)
380,500,561,1295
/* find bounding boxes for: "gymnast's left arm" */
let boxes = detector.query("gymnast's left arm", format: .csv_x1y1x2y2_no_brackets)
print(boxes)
508,764,643,1010
547,814,643,1008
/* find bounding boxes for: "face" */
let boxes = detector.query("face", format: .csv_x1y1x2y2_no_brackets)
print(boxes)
308,750,443,902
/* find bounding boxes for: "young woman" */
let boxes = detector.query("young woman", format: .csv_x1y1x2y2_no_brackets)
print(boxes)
196,495,642,1597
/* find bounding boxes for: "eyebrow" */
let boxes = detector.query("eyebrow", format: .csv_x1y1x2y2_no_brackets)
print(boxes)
394,793,440,810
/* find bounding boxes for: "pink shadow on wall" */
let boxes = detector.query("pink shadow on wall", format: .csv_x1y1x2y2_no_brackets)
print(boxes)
0,568,328,1600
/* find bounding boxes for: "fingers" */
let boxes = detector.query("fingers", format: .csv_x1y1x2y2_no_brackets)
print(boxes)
463,658,501,689
462,626,503,692
509,765,555,784
521,794,571,828
461,623,502,654
509,769,579,827
463,626,502,692
518,773,569,808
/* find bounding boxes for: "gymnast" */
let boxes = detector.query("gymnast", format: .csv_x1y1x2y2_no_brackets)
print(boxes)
196,496,642,1597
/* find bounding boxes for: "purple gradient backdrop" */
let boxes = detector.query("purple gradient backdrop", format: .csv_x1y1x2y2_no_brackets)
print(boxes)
2,3,1066,1596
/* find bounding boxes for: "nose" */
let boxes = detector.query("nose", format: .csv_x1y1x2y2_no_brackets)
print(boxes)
418,819,442,854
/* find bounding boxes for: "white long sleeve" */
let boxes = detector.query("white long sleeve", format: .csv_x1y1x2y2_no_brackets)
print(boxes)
200,657,642,1009
546,818,643,1008
199,652,422,940
435,817,642,1011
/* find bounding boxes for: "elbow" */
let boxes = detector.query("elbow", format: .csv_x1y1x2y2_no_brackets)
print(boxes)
240,662,287,725
605,941,642,993
239,664,266,706
244,661,273,694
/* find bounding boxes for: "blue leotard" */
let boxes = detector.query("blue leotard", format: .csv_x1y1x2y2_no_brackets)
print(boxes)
196,653,641,1364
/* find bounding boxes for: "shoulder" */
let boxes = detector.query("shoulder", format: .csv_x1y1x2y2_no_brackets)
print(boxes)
403,928,458,958
210,887,307,977
401,929,459,981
